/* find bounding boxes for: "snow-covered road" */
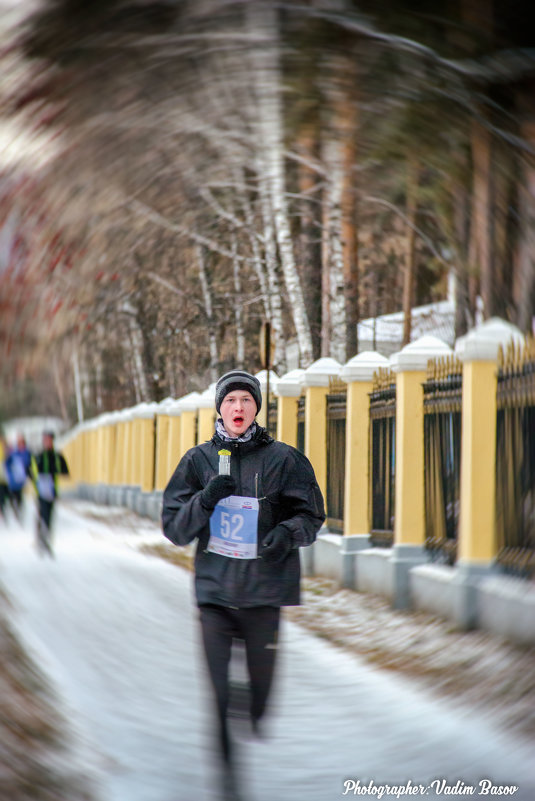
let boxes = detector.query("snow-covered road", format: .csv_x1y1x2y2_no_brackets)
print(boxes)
1,500,534,801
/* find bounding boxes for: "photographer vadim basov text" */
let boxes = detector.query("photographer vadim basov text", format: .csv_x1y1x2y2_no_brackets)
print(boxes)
342,779,520,797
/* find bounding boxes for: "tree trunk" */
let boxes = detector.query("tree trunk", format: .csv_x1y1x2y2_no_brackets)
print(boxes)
468,119,494,319
257,168,286,372
296,125,322,360
339,66,360,357
452,175,472,337
231,235,245,367
72,347,84,422
248,1,314,367
196,245,219,383
322,135,346,363
514,118,535,333
402,159,420,346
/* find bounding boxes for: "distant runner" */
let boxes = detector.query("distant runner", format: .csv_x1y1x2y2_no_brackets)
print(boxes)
30,431,69,557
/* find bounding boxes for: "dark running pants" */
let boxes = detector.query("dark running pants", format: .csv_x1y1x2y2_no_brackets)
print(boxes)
199,604,280,758
38,498,54,530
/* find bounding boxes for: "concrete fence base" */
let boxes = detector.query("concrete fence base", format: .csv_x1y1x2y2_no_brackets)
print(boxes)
309,531,535,647
67,485,535,647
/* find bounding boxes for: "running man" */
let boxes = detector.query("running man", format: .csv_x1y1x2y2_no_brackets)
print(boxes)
30,431,69,556
162,370,325,798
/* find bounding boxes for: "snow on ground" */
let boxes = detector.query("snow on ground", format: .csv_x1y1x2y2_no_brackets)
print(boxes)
0,498,534,801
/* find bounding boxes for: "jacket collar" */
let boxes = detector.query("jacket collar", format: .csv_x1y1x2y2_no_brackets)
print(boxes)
212,424,273,450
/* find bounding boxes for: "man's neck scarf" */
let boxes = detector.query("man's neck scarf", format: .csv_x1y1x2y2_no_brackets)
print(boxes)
216,418,257,443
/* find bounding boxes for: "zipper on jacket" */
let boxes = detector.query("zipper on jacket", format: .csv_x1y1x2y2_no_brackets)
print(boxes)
231,441,242,493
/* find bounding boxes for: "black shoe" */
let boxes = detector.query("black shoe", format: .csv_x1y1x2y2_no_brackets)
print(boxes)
221,761,244,801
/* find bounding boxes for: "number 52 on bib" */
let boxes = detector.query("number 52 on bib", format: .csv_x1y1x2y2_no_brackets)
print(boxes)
207,495,259,559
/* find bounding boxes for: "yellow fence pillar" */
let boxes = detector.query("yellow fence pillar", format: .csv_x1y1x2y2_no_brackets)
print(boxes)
108,412,120,486
341,352,390,540
254,369,279,430
391,336,452,608
133,403,158,493
274,369,304,447
302,358,342,507
115,414,127,485
154,400,173,492
121,411,134,487
177,392,201,461
166,400,183,486
455,318,525,627
197,385,216,444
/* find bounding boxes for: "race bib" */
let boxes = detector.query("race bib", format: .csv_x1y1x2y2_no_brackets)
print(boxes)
37,474,55,502
207,495,259,559
11,456,27,485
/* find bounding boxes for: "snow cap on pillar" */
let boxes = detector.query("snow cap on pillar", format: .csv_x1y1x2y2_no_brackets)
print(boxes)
340,351,390,383
132,401,159,420
175,391,202,412
274,368,305,397
197,383,217,409
302,357,342,387
254,369,280,393
390,335,452,373
165,397,185,417
156,397,175,415
455,317,524,362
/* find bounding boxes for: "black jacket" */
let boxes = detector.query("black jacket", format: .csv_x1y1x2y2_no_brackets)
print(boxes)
162,426,325,608
30,449,69,500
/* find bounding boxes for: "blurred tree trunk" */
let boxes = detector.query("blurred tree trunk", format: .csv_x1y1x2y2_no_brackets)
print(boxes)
402,158,420,346
257,166,286,373
296,125,322,361
339,69,360,358
468,120,494,319
322,134,346,362
248,1,313,367
462,0,494,321
72,347,84,423
231,234,245,367
196,245,219,383
452,177,472,337
514,117,535,333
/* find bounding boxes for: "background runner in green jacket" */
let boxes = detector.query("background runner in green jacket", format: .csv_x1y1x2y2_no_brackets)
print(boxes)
30,431,69,557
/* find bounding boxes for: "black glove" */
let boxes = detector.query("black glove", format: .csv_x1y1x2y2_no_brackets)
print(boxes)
200,474,236,510
261,525,292,564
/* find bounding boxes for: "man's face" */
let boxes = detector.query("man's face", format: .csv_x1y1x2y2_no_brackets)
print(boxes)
220,390,257,438
43,434,54,450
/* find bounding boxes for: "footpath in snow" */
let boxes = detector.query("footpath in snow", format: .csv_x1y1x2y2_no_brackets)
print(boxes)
0,499,534,801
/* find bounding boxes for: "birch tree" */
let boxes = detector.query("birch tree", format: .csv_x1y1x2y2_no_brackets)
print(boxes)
196,245,219,383
247,1,314,367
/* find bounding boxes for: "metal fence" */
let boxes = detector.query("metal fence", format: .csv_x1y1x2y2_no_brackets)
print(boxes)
297,396,305,454
369,368,396,546
496,340,535,578
326,379,346,531
267,397,278,439
423,356,462,565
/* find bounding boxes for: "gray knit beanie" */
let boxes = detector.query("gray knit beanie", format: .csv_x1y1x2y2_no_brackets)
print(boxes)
215,370,262,414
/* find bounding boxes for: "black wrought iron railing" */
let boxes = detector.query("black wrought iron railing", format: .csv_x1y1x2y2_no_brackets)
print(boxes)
423,356,462,565
496,340,535,578
267,396,278,438
297,395,305,454
326,379,346,531
369,368,396,547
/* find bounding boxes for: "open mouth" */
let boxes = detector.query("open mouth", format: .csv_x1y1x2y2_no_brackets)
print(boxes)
233,416,245,426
